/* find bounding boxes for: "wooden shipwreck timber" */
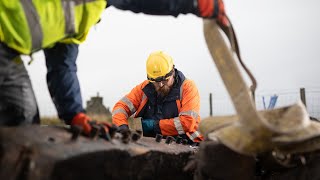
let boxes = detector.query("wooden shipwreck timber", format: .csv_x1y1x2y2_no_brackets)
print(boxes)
0,125,197,180
3,123,320,180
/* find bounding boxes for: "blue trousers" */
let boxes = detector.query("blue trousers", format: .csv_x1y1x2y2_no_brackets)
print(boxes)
44,43,84,124
0,43,39,125
0,42,84,125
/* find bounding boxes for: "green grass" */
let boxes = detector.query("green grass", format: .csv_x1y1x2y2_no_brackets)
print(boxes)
41,115,112,125
41,115,141,131
41,116,64,125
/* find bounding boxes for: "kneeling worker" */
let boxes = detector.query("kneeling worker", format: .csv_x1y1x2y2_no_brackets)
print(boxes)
112,51,203,144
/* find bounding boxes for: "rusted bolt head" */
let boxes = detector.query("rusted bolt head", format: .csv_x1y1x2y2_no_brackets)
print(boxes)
131,132,141,142
182,139,188,145
109,124,119,138
121,129,131,144
70,125,83,141
176,136,182,144
155,134,163,143
165,136,174,144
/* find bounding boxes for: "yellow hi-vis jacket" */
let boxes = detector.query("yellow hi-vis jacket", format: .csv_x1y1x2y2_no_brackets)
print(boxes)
0,0,106,54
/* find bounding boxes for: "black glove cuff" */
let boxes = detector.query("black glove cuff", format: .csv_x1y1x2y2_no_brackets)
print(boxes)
153,120,161,135
118,124,129,132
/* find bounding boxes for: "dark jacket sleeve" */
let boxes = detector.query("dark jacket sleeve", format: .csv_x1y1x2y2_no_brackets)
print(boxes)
107,0,199,17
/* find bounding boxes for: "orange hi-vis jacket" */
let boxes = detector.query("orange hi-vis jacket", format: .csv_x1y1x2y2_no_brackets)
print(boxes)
112,69,203,142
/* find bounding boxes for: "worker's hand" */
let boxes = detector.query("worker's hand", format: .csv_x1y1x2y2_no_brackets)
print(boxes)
71,112,111,139
141,119,156,134
197,0,229,26
71,112,93,135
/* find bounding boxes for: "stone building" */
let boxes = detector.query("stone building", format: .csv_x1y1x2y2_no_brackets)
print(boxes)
85,93,111,121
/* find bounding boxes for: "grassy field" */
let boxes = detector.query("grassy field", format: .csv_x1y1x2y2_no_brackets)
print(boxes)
40,115,112,125
41,116,64,125
41,115,141,131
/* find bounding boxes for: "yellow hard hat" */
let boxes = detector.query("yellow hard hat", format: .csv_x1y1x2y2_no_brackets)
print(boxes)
146,51,174,82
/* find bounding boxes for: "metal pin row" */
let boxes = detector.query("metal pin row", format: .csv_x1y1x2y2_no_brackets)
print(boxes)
155,134,189,145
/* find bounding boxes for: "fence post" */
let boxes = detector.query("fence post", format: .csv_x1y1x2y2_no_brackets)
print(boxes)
300,88,307,107
209,93,213,116
251,90,256,107
250,85,256,107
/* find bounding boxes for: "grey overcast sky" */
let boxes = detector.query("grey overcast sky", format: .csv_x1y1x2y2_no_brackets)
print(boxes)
26,0,320,118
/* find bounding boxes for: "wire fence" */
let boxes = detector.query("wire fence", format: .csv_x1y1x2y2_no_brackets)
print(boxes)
203,88,320,120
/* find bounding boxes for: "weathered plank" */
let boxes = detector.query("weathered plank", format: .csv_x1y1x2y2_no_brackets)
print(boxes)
0,125,196,180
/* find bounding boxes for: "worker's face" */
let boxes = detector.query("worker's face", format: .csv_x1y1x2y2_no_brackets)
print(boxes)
152,73,175,97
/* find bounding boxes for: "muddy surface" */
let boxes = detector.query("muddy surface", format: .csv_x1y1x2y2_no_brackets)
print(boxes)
0,125,196,180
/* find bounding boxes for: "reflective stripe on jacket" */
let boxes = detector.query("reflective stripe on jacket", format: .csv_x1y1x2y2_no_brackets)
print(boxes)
0,0,106,54
112,69,203,142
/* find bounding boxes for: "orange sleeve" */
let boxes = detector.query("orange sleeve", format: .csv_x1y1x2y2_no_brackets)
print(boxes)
112,81,148,126
159,80,201,136
179,80,201,131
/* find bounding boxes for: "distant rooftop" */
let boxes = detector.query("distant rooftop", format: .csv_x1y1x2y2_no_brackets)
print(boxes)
86,92,111,117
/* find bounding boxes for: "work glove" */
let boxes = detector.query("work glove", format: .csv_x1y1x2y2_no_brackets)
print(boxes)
141,119,156,134
196,0,229,27
71,112,112,139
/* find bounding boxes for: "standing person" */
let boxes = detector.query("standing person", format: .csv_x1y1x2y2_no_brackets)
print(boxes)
0,0,227,136
112,51,203,144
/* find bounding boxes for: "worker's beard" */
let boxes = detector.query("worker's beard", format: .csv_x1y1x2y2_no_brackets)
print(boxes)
156,85,171,97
